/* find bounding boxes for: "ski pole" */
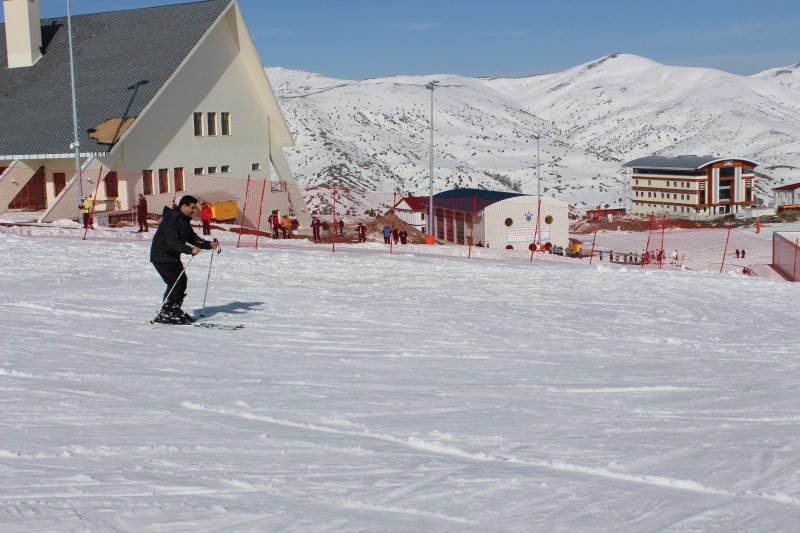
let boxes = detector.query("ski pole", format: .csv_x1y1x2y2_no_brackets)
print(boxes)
153,254,195,322
200,239,220,318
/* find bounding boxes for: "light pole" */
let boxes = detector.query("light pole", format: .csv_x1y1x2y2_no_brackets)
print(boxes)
425,80,439,237
535,134,541,244
67,0,82,205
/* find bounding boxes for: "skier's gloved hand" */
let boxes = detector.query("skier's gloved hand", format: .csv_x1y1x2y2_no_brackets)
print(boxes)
191,247,201,255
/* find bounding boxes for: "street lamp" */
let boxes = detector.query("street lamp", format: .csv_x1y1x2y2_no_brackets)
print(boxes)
425,80,439,237
67,0,82,205
534,134,541,243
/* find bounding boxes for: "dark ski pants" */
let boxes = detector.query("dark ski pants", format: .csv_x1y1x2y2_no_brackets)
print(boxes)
202,220,211,235
152,261,187,307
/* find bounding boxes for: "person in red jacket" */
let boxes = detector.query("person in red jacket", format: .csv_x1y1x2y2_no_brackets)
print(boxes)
200,202,212,236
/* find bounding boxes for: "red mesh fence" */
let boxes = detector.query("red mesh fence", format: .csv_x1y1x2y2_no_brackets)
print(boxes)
773,233,800,282
0,168,773,277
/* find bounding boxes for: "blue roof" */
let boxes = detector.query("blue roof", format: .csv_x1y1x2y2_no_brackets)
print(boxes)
433,188,528,202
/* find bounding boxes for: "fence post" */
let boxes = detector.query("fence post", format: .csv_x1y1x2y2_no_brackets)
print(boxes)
390,192,396,254
659,214,667,269
468,195,477,259
793,239,799,282
255,177,265,250
719,227,731,273
82,168,103,241
331,183,337,253
589,204,600,265
237,175,251,248
530,199,542,263
642,213,655,268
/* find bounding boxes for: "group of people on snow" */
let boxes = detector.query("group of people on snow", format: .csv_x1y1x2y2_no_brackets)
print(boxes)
268,212,295,239
381,226,408,244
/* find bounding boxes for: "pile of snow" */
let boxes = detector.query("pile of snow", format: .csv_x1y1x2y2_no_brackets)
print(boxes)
267,53,800,206
1,235,799,530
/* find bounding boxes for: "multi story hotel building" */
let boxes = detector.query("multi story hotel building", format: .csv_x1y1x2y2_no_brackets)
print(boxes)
623,156,757,218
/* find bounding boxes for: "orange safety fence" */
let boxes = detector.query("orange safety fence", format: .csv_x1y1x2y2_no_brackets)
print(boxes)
0,167,773,277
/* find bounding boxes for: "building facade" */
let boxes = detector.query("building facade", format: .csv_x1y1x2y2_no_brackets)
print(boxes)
0,0,310,230
773,183,800,207
393,196,427,233
623,156,757,218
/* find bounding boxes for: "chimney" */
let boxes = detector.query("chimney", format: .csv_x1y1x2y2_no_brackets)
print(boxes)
3,0,42,68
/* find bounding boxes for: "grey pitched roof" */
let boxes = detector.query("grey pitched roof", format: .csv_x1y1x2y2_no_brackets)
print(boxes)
623,155,758,170
0,0,232,157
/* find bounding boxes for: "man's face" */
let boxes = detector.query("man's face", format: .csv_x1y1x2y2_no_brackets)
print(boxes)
180,203,198,217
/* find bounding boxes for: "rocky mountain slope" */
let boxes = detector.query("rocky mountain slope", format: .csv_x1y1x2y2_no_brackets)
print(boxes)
267,54,800,206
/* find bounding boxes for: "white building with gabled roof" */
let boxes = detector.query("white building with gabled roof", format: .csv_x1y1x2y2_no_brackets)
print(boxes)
0,0,310,230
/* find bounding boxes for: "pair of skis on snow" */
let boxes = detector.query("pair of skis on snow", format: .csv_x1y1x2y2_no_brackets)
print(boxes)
148,320,244,330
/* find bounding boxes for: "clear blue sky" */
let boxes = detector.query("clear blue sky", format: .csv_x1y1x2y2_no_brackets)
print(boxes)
18,0,800,78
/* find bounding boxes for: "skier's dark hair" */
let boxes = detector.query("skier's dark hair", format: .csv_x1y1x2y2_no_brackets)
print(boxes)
178,195,199,207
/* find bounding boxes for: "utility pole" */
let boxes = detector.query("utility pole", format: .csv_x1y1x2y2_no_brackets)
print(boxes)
67,0,83,204
536,134,541,244
425,80,439,237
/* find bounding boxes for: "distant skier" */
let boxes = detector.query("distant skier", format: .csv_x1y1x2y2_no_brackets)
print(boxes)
337,219,344,236
382,225,391,244
269,211,280,239
281,214,291,239
399,229,408,244
311,217,321,243
392,227,399,244
357,223,367,243
741,249,746,259
136,194,148,232
80,196,92,229
200,202,212,236
150,195,218,324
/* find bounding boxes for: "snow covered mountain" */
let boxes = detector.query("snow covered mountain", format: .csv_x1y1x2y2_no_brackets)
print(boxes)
267,54,800,206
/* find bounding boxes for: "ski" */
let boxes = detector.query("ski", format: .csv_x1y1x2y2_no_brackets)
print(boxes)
148,321,244,330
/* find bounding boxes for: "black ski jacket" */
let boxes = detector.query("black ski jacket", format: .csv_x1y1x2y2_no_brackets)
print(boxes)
150,206,211,263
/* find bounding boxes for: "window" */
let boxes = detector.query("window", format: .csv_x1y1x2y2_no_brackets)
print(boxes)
445,210,455,242
681,194,685,200
742,167,755,175
194,167,204,175
193,113,203,136
635,179,639,185
661,193,664,198
208,166,217,174
53,173,66,197
648,180,652,185
666,181,670,186
221,113,231,135
436,208,444,240
719,180,732,201
221,165,230,173
746,180,753,201
207,112,217,136
252,163,261,171
158,169,169,194
720,167,735,178
174,168,184,192
142,170,154,195
681,207,685,212
699,183,706,204
104,172,118,198
633,168,706,177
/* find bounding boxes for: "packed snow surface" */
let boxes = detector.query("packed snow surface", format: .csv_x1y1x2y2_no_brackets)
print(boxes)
1,235,800,531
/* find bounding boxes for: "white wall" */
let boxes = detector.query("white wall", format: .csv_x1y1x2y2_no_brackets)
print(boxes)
484,197,569,249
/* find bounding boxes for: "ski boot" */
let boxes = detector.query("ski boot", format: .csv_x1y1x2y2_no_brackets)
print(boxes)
153,305,182,324
171,302,196,324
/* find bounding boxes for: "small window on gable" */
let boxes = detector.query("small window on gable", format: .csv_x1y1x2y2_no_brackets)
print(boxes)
208,166,217,174
252,163,261,171
158,169,169,194
104,172,119,198
194,167,204,175
143,170,154,195
221,165,230,173
221,113,231,136
207,112,217,136
193,113,203,136
174,168,184,192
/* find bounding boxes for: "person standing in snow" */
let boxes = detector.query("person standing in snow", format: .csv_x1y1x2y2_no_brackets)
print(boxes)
599,250,604,261
382,225,391,244
337,219,344,236
281,214,291,239
399,229,408,244
136,194,148,233
80,196,92,229
200,202,212,236
741,249,746,259
392,227,399,244
357,223,367,243
150,195,218,324
311,217,320,243
270,211,280,239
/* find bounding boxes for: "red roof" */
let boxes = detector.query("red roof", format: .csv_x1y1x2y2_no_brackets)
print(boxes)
773,182,800,192
395,196,428,211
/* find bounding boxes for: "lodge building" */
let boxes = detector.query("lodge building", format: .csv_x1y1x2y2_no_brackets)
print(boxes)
623,156,757,218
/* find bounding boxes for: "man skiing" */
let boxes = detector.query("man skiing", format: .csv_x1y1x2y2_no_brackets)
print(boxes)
150,195,218,324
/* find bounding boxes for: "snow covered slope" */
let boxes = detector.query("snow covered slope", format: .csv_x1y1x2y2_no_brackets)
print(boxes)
268,54,800,206
752,61,800,92
2,235,800,531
